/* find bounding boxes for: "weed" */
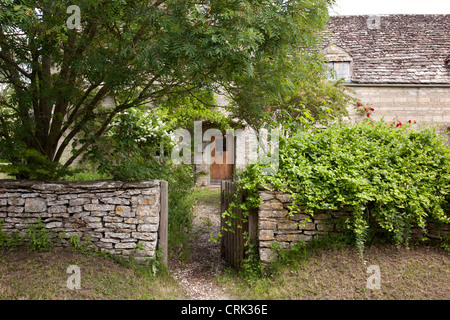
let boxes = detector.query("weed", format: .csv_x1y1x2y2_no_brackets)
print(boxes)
140,249,167,278
0,218,56,252
25,218,53,252
0,221,11,249
262,232,355,278
239,234,262,280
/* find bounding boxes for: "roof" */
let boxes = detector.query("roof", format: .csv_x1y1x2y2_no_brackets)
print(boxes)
321,15,450,84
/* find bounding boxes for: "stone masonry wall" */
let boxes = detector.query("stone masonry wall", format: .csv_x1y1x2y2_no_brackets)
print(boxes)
0,180,166,262
257,189,450,265
257,190,351,265
347,86,450,141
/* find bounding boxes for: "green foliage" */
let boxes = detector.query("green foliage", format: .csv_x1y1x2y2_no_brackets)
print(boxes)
0,0,337,180
25,218,53,251
0,148,72,180
84,106,195,256
84,107,175,180
63,163,111,181
0,221,15,249
222,0,355,131
235,233,263,280
155,90,231,132
227,120,450,253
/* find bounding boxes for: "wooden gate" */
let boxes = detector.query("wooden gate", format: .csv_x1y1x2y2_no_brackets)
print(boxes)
220,181,258,269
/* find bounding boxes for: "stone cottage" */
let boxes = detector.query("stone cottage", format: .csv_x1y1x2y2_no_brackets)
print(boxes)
322,14,450,135
196,14,450,186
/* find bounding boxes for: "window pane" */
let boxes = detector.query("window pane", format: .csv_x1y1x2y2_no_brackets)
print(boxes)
333,62,350,81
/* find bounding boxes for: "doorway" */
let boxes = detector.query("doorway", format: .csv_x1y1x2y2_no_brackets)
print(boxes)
209,135,234,184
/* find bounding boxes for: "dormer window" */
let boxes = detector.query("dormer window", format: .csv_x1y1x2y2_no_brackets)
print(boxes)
327,62,351,82
322,45,353,83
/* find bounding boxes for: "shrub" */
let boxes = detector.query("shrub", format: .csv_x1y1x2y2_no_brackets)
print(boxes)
229,120,450,253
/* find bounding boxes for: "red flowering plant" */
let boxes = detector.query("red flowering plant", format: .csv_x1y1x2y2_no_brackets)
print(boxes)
355,101,375,118
355,102,418,128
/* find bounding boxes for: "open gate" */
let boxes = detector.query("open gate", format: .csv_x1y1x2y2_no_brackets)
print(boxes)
220,181,258,269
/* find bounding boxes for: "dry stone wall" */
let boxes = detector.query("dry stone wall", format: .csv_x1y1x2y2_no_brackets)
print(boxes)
257,188,450,265
257,190,351,265
0,180,167,262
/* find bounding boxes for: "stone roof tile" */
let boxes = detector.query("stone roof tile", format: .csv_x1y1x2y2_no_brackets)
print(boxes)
322,15,450,84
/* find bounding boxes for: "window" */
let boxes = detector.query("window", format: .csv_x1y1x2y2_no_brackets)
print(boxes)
327,62,351,82
322,45,353,82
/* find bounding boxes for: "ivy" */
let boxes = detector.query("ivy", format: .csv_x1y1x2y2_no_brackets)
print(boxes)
223,120,450,253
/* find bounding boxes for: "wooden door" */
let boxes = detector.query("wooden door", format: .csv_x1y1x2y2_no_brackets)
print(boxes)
210,136,233,182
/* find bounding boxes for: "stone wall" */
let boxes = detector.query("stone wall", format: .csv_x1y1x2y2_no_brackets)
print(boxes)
347,85,450,141
257,188,449,265
0,180,168,263
257,190,351,265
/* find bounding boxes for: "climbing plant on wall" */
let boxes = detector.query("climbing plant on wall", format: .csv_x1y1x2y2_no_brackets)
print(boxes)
224,119,450,254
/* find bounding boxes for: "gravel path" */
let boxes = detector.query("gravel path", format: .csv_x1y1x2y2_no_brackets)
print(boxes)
169,195,234,300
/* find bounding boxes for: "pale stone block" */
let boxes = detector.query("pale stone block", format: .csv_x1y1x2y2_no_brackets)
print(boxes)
115,205,134,218
139,216,159,224
132,232,156,241
84,203,115,211
45,221,63,229
85,222,103,229
104,222,136,231
137,224,158,232
316,223,335,232
115,242,137,249
105,232,131,239
48,205,67,214
68,206,83,214
24,198,47,212
4,206,24,213
258,219,277,230
82,216,101,223
8,198,25,206
259,191,275,201
278,221,297,230
259,229,274,241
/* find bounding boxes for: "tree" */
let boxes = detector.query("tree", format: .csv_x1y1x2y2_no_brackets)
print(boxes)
0,0,339,180
223,8,357,133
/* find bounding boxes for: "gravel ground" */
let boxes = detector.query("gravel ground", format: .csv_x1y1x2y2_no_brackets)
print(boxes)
169,196,234,300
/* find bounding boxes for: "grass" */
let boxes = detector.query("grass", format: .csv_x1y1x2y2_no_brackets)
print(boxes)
0,247,187,300
0,187,448,300
1,234,448,300
191,187,221,208
217,239,450,300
